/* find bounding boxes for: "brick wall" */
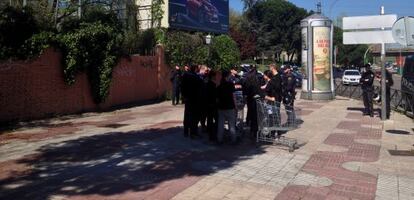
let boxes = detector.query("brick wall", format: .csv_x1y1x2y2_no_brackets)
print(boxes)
0,46,171,123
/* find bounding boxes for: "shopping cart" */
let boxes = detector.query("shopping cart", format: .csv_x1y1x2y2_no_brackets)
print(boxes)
256,98,300,152
234,91,245,136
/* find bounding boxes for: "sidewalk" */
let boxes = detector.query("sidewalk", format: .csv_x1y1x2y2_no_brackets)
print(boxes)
0,97,413,200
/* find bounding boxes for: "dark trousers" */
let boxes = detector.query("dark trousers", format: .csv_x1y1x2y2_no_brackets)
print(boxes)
206,108,218,141
183,102,200,136
247,98,258,138
284,99,295,125
362,89,374,115
386,87,391,118
172,85,180,105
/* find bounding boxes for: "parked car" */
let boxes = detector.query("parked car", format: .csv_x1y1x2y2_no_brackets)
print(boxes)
342,70,361,85
187,0,219,24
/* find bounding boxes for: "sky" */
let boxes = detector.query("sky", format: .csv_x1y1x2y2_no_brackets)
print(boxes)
230,0,414,20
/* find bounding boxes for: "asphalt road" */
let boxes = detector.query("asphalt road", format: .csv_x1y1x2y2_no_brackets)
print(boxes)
335,74,402,90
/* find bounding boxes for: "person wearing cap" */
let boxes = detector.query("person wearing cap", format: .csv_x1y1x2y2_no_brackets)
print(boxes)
282,65,297,124
230,66,242,90
360,64,375,117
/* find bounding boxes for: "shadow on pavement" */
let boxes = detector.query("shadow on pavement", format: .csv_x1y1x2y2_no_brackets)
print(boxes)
0,126,266,200
347,107,381,114
386,129,411,135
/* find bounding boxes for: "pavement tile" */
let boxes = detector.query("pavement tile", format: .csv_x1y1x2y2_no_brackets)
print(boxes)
0,98,413,200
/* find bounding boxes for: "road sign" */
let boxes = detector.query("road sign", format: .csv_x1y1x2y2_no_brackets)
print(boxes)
392,16,414,46
343,15,397,30
343,15,397,44
343,30,394,44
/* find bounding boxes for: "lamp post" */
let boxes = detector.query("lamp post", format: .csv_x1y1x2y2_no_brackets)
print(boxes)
205,34,212,67
363,45,373,65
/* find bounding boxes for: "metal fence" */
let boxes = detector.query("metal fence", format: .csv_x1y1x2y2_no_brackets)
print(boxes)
334,80,414,118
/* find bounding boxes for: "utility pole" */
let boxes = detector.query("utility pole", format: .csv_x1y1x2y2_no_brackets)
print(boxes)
380,6,387,120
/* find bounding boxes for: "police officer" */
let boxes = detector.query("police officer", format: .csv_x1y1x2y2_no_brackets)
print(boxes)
282,65,297,124
170,66,182,105
360,64,375,117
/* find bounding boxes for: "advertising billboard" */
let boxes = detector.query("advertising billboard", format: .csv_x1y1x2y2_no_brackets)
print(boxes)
169,0,229,33
313,27,331,92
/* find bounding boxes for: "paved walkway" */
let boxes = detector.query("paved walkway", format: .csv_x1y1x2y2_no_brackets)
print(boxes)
0,97,413,200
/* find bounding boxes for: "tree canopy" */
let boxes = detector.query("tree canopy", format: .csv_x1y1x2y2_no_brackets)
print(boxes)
244,0,308,62
334,26,370,66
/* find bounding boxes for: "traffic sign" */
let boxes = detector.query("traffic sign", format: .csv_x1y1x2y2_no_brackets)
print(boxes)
343,15,397,44
392,16,414,46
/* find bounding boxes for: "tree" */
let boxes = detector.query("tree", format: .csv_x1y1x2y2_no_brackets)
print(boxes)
333,26,369,66
241,0,260,10
210,35,241,70
229,9,256,60
165,31,205,66
246,0,308,62
0,5,39,60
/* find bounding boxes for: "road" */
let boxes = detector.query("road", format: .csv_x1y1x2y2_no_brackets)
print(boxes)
336,74,402,90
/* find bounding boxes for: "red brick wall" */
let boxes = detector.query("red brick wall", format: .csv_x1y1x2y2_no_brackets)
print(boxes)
0,46,171,123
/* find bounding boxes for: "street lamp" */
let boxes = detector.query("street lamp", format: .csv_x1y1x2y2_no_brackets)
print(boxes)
205,34,212,45
205,34,212,67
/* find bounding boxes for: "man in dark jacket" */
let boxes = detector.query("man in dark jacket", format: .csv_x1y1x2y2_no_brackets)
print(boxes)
282,65,297,124
205,71,218,141
243,65,263,140
217,70,237,144
265,64,283,134
360,64,375,117
170,66,182,105
181,64,203,138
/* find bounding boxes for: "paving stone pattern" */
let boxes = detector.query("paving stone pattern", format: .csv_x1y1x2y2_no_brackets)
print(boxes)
0,100,413,200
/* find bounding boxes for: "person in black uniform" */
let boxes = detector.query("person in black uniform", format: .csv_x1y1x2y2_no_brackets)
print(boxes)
360,64,375,117
170,65,182,105
205,71,218,141
181,64,203,138
282,65,297,124
243,65,263,140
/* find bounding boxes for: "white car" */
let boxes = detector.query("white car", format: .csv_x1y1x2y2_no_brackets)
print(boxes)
342,70,361,85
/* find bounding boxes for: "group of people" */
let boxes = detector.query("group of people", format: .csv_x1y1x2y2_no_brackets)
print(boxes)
360,63,393,118
170,63,298,145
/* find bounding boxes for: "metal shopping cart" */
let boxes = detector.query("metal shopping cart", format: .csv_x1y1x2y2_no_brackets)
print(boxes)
256,98,301,152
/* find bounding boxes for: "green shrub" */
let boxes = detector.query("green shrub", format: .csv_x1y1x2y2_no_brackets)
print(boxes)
58,22,121,103
210,35,241,70
24,31,57,59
